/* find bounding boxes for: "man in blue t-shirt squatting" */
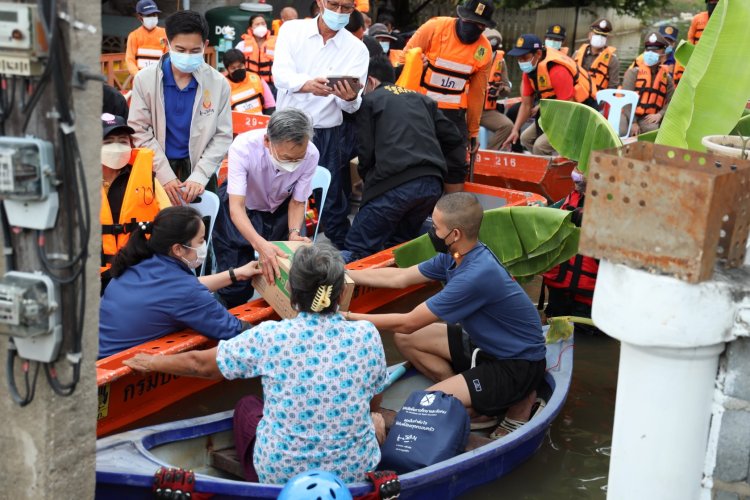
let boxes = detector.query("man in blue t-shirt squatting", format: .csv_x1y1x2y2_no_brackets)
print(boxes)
347,192,547,439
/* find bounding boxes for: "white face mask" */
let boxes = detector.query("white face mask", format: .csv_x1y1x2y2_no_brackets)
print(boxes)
269,143,304,173
545,39,562,50
181,241,207,269
590,34,607,48
101,143,131,170
253,25,268,38
142,16,158,30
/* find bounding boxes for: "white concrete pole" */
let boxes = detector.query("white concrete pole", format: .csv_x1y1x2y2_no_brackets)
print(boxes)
593,260,738,500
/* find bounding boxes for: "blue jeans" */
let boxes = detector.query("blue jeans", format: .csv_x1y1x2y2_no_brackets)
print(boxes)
313,125,351,249
342,176,443,263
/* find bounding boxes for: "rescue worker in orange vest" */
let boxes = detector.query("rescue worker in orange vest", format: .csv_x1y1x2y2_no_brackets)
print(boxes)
223,49,275,115
573,19,620,90
544,23,568,56
368,22,400,66
622,32,675,137
541,168,600,335
272,7,299,36
398,0,494,192
689,0,718,44
236,14,277,96
502,34,597,156
125,0,168,77
659,24,684,86
100,113,170,293
480,29,513,150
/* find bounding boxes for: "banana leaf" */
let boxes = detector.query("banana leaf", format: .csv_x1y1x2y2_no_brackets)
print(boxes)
539,99,623,174
674,40,694,67
655,0,750,150
393,207,579,281
637,130,659,142
731,112,750,136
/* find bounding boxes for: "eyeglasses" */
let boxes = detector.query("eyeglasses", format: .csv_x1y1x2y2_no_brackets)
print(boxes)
325,0,355,13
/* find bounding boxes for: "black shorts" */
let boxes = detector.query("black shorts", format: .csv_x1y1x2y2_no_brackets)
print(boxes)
447,323,546,416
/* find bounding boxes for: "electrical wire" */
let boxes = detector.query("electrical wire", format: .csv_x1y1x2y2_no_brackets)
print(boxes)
6,342,41,406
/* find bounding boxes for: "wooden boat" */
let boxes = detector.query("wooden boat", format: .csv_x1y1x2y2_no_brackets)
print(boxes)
96,182,547,437
472,149,576,203
95,331,573,499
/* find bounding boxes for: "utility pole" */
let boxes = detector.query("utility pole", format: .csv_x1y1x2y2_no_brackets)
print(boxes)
0,0,101,498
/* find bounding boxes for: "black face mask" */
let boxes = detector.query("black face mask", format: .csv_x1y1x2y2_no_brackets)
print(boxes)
707,2,717,16
428,226,455,254
228,68,247,83
456,19,484,44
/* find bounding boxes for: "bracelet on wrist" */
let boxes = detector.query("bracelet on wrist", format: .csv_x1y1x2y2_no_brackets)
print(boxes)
289,228,301,235
228,267,238,284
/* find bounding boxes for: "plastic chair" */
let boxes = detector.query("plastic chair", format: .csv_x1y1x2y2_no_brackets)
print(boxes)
596,89,639,139
189,191,220,276
307,166,331,243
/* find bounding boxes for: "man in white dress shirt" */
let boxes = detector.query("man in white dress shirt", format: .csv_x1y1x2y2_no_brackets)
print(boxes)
272,0,368,249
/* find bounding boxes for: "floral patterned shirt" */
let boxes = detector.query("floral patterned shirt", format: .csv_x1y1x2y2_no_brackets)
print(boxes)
216,312,388,484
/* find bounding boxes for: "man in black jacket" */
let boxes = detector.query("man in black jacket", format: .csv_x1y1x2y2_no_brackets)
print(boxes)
341,56,464,262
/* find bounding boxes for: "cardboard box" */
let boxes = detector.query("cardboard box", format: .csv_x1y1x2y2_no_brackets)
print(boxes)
251,241,355,319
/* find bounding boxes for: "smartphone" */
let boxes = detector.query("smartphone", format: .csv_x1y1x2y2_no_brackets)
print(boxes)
326,75,362,91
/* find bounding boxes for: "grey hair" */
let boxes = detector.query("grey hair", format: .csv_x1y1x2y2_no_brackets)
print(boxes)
267,108,314,145
288,243,346,314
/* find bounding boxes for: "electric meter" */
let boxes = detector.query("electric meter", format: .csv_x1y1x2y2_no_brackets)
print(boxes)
0,136,58,230
0,3,47,76
0,271,61,362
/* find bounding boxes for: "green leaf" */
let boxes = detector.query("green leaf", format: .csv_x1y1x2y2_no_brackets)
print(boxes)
539,99,623,174
655,0,750,150
731,113,750,137
636,130,659,143
674,40,694,67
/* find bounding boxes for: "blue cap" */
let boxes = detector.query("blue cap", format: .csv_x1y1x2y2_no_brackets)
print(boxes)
507,34,542,57
658,25,678,41
136,0,161,15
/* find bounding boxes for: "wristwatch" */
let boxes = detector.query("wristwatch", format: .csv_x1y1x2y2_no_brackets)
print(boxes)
289,228,301,235
228,267,238,284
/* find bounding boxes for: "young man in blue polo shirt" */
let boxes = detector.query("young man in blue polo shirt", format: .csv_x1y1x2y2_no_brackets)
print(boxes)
347,192,546,438
129,10,232,206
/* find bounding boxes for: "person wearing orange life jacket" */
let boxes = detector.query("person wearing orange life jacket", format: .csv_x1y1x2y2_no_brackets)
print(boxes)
622,32,675,137
125,0,168,77
659,24,684,86
502,34,597,156
100,113,170,294
480,29,513,150
541,168,600,335
398,0,494,192
223,49,275,115
236,15,277,95
368,23,400,66
573,19,620,91
544,23,569,56
272,7,299,35
689,0,718,44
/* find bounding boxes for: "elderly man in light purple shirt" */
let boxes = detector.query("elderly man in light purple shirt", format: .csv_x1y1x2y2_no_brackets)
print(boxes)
213,108,320,307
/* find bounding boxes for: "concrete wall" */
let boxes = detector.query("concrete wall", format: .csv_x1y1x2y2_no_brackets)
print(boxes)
710,337,750,500
0,0,101,498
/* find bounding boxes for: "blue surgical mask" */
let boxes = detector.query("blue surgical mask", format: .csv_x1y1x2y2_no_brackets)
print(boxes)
545,39,562,50
518,58,536,74
379,41,390,53
665,45,674,55
321,8,350,31
643,50,661,67
168,42,205,73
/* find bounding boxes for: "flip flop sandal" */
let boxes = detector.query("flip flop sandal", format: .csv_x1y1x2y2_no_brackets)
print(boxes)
470,416,499,430
489,398,547,440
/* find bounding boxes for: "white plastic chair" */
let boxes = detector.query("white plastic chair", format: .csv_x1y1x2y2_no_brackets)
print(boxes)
307,166,331,243
189,190,220,276
596,89,639,139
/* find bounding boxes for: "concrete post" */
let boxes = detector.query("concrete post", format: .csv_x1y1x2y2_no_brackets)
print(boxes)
0,0,101,498
594,260,742,500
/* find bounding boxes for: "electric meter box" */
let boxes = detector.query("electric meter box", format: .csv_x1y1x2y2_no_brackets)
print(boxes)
0,271,61,362
0,2,47,76
0,136,58,230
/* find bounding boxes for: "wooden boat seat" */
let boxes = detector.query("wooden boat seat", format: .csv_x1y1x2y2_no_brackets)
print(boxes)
208,447,245,480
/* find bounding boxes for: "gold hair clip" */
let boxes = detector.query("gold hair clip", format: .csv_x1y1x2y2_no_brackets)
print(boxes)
310,284,332,312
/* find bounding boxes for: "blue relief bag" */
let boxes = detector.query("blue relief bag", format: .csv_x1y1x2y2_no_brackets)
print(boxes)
379,390,470,473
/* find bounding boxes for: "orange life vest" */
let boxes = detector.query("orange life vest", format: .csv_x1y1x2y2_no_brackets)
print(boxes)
528,48,597,103
574,44,616,90
542,191,598,306
271,19,282,36
388,49,403,67
484,49,505,111
240,32,276,84
633,58,669,116
406,17,492,110
128,26,167,70
689,11,709,44
100,148,161,274
672,61,685,86
228,72,265,114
